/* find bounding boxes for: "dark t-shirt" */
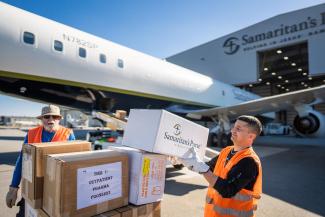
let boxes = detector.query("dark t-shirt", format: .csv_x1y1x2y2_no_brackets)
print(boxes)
206,148,258,198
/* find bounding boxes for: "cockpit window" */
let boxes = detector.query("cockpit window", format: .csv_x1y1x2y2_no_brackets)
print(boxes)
79,47,86,58
54,40,63,52
23,32,35,45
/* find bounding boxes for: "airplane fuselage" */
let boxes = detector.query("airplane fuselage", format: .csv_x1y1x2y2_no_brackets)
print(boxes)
0,2,260,114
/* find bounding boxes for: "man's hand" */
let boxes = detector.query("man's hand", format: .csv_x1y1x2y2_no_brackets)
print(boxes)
179,147,209,173
6,186,18,208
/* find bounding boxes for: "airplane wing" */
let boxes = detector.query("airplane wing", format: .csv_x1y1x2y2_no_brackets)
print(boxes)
187,85,325,119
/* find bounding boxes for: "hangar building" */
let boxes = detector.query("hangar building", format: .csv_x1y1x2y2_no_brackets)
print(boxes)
167,3,325,125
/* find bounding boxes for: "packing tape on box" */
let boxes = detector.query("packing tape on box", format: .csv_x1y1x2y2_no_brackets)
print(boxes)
23,144,32,154
22,152,33,182
46,157,56,181
48,197,53,216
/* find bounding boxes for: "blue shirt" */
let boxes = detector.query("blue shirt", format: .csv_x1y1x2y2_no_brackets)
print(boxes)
10,129,75,188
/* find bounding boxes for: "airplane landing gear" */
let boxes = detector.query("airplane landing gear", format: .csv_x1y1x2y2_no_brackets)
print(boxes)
208,132,232,148
217,133,232,148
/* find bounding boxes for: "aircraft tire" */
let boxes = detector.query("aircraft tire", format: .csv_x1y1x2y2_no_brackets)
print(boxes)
173,164,184,170
94,145,102,150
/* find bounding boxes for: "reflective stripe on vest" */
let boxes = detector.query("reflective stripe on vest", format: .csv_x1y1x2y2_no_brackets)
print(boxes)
206,192,253,204
213,204,254,217
232,193,253,201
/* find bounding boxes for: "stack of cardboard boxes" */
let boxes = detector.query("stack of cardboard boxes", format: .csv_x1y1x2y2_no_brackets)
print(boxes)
110,109,208,216
22,141,129,217
22,141,92,209
23,109,208,217
43,150,129,217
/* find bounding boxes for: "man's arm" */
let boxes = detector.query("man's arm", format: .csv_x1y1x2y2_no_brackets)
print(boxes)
6,135,27,208
213,158,258,198
181,153,258,198
206,155,218,172
203,170,218,187
68,131,76,141
10,135,28,188
202,155,219,186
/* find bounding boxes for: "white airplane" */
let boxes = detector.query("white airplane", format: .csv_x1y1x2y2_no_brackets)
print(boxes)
0,2,324,146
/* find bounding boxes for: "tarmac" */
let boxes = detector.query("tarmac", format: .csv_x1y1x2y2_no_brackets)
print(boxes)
0,128,324,217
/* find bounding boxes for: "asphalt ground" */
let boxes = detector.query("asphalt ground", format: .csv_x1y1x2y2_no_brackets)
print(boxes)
0,128,324,217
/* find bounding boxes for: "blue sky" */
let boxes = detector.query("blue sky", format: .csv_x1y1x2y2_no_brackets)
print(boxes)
1,0,325,116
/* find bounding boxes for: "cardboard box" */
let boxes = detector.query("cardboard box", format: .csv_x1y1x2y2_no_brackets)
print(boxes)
25,201,49,217
116,202,161,217
116,206,137,217
115,110,127,120
133,202,161,217
93,210,121,217
108,146,166,205
21,140,91,208
43,150,129,217
122,109,209,158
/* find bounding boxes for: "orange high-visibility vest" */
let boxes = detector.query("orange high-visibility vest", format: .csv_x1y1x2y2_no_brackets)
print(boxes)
204,146,262,217
27,126,72,143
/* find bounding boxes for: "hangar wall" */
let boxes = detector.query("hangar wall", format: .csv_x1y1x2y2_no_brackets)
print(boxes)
167,3,325,125
167,3,325,85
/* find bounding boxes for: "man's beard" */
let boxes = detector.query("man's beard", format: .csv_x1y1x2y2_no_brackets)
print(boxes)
44,123,59,132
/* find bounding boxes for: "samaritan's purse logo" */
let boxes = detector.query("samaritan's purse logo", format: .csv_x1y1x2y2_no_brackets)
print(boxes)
222,12,325,55
164,123,201,149
173,124,181,136
223,37,240,55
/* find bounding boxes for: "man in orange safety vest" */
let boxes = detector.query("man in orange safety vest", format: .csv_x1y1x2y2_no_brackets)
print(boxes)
180,115,263,217
6,104,75,217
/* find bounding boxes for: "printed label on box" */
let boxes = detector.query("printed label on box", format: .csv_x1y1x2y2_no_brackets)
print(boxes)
149,159,165,196
141,158,165,199
22,152,33,182
142,158,150,176
77,162,122,210
141,158,150,198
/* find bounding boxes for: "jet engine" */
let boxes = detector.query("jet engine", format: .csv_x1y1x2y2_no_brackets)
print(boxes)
293,110,325,137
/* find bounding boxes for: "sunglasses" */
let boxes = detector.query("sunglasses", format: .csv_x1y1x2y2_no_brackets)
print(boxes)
43,115,61,120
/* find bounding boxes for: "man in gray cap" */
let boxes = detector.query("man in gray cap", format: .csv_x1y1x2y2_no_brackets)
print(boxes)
6,104,75,216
